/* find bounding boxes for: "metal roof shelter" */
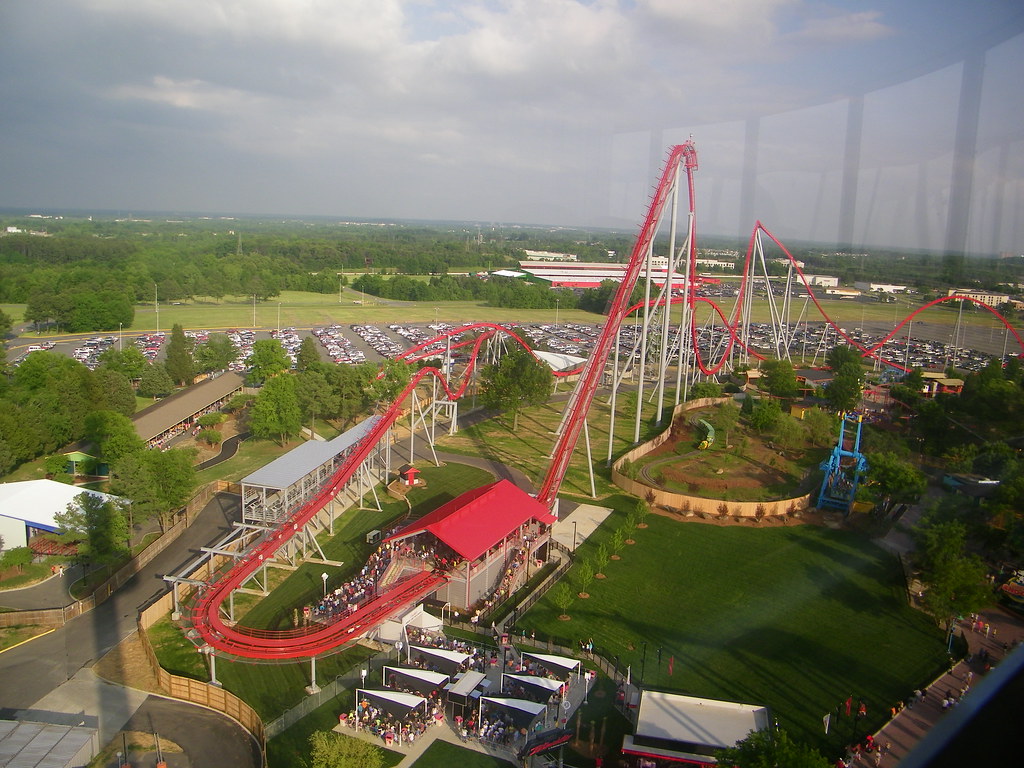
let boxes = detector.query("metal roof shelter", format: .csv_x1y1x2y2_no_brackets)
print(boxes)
385,479,556,562
241,417,380,525
0,719,97,768
621,690,770,765
132,371,243,446
408,645,471,676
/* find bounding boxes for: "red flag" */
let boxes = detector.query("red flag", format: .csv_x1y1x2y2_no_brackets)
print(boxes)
668,656,674,676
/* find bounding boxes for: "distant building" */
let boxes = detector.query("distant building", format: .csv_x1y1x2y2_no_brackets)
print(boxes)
824,287,862,299
0,480,120,550
947,289,1010,307
855,281,908,293
522,249,577,261
518,261,685,289
805,275,840,288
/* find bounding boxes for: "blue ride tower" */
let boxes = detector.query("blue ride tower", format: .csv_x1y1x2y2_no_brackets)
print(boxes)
817,412,868,514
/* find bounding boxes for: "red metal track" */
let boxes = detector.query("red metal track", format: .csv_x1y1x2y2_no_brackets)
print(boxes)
190,139,1024,659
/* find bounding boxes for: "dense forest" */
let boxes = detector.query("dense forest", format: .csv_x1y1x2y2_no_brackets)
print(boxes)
2,215,1022,334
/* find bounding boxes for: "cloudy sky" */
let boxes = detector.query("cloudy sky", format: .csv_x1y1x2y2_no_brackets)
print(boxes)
2,1,1023,253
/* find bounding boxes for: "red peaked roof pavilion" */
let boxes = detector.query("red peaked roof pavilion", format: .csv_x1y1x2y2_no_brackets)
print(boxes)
384,479,556,562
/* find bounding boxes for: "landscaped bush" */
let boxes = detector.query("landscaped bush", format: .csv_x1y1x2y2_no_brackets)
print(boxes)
197,429,223,446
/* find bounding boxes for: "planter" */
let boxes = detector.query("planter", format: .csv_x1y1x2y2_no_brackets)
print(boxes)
558,614,571,621
595,573,606,579
578,592,590,599
610,555,621,561
625,539,636,545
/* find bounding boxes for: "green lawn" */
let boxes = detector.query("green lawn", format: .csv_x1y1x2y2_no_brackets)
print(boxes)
519,499,948,758
267,697,403,768
193,436,293,486
410,740,512,768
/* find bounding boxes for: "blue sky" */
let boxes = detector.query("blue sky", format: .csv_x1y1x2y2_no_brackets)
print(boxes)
1,1,1022,253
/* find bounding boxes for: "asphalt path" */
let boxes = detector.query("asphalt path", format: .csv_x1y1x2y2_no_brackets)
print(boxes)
0,493,241,711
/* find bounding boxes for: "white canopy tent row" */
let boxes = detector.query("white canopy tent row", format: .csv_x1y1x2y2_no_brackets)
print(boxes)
522,651,582,682
501,672,566,703
407,644,471,675
353,688,428,746
382,666,450,696
478,696,549,733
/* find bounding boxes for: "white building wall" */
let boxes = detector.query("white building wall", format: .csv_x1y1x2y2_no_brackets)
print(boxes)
0,514,28,550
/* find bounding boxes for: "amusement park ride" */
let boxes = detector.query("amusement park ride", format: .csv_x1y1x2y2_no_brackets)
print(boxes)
177,141,1024,669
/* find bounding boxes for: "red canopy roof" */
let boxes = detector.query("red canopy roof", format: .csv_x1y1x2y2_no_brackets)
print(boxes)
385,479,555,562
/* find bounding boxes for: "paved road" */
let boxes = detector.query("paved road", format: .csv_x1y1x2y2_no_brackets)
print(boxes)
0,493,240,711
195,431,250,470
0,564,81,610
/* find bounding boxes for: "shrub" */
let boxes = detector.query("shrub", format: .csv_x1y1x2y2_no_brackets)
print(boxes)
197,413,224,428
197,429,223,446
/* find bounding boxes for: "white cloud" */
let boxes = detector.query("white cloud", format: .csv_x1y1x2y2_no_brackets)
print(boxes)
786,10,893,45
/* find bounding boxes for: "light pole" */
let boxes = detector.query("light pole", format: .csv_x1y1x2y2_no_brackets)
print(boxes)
555,298,560,331
277,302,282,334
252,294,257,328
572,521,578,552
442,602,451,625
434,307,439,329
321,572,329,598
118,322,123,352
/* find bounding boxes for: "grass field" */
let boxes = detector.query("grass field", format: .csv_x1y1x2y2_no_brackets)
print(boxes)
5,287,991,340
519,498,948,757
409,740,513,768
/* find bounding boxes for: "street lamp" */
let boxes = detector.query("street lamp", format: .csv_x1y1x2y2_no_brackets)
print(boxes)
572,521,578,553
321,572,329,598
555,298,560,330
118,322,123,352
441,602,451,625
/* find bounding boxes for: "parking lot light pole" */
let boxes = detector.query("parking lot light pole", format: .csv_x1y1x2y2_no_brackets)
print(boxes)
118,322,122,351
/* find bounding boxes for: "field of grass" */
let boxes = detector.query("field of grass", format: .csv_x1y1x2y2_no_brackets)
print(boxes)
0,556,71,591
410,740,512,768
147,614,379,720
266,697,404,768
0,624,52,652
519,498,949,757
193,436,293,486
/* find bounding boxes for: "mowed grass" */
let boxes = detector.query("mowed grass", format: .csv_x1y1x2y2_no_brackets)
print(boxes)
410,740,512,768
520,503,948,757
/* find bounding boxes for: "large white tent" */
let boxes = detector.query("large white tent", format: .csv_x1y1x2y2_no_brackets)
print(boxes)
0,480,119,549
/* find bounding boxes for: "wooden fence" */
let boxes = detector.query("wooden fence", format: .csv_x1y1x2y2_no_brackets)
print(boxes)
612,397,813,519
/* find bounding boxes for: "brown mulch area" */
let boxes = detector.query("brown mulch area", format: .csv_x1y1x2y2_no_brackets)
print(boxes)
176,414,243,463
93,632,164,694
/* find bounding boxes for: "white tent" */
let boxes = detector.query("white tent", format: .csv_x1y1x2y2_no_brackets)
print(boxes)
502,673,564,694
523,651,581,678
383,666,449,694
376,603,443,643
479,696,548,730
409,644,471,675
355,688,426,717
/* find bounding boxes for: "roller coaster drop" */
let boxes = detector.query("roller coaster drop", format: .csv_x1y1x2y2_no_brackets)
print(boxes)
187,141,1024,662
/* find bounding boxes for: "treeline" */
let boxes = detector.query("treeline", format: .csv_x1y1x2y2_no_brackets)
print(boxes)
351,273,578,309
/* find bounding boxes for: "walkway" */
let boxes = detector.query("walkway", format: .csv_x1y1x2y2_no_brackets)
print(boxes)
0,565,81,610
869,605,1024,767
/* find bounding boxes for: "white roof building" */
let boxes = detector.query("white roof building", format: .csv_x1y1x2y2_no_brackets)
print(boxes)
0,480,119,550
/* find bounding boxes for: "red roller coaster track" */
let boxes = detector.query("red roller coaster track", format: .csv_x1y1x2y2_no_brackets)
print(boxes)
189,140,1024,659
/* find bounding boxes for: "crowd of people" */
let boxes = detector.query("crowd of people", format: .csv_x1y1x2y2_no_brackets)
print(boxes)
340,687,445,747
465,706,532,747
406,628,493,675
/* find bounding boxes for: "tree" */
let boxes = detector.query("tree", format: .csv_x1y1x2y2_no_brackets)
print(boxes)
246,339,291,385
0,547,33,573
826,345,862,372
307,730,385,768
803,407,837,447
164,324,195,385
296,336,321,372
865,452,926,513
773,414,804,451
749,399,782,433
552,582,574,618
826,362,864,412
714,402,741,446
688,381,722,400
54,492,129,565
111,448,196,532
760,358,798,399
137,362,175,398
193,333,238,374
296,368,339,431
84,410,145,463
480,349,553,430
98,345,147,380
249,374,302,445
913,517,991,629
0,307,12,338
369,359,411,404
715,726,830,768
91,368,137,417
574,559,595,596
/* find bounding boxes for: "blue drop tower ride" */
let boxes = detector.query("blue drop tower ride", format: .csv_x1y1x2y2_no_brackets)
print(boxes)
817,413,868,513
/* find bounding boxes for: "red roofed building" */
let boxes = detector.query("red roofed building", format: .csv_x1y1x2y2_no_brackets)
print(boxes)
385,479,556,611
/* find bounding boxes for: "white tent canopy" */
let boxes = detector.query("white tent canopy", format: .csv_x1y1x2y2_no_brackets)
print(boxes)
523,651,581,675
410,645,470,665
357,688,426,712
480,696,547,716
384,666,449,688
503,673,564,693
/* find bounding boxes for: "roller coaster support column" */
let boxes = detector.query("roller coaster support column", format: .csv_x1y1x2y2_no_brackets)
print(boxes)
634,240,654,444
656,165,681,426
583,417,597,499
606,324,621,466
306,656,320,695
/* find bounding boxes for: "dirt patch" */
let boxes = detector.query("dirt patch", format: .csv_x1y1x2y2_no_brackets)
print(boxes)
651,504,827,528
93,632,164,694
